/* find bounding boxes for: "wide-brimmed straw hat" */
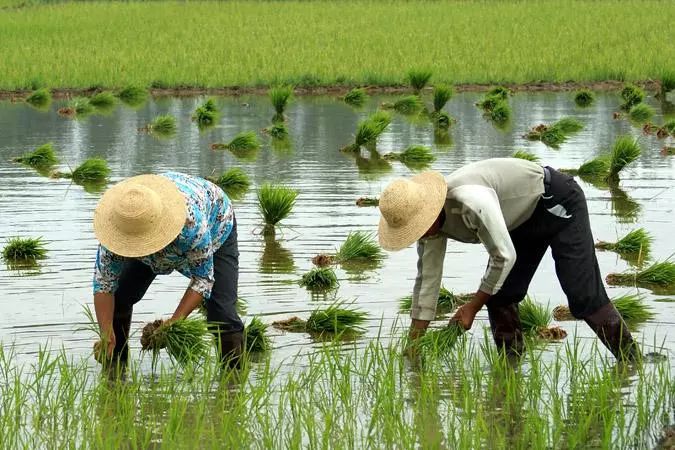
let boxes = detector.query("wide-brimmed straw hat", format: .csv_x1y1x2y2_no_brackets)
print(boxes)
378,171,447,251
93,174,186,257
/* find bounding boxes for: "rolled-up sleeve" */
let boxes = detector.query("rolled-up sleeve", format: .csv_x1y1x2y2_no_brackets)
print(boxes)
185,219,215,299
93,245,124,295
411,235,448,321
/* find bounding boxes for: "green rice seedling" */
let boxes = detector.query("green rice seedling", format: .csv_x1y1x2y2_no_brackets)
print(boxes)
416,321,465,356
25,88,51,108
384,145,435,169
271,316,308,332
192,99,218,128
147,114,177,135
88,91,116,109
595,228,652,257
13,142,58,168
489,100,511,124
406,68,432,94
305,302,368,334
607,135,641,182
539,127,567,147
343,88,368,107
476,95,502,112
300,267,338,291
269,85,293,122
257,183,298,231
244,317,271,353
574,89,595,107
620,83,645,110
432,84,453,112
399,286,459,315
53,158,110,182
2,237,47,263
663,119,675,136
606,260,675,288
140,317,211,367
561,156,610,178
486,86,510,100
222,131,260,152
381,95,423,115
263,123,289,140
518,297,552,334
116,85,147,107
431,110,453,129
628,103,654,123
525,118,583,147
554,117,584,134
511,150,539,162
355,196,379,207
611,293,654,328
661,73,675,94
69,97,94,116
341,111,391,152
206,167,250,200
335,231,384,263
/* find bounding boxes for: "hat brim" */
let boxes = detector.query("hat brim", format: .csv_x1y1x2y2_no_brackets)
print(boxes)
93,175,186,257
378,171,447,251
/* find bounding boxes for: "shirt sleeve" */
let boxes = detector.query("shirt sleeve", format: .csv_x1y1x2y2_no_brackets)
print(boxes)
93,245,124,295
185,218,215,299
411,235,447,321
458,186,517,295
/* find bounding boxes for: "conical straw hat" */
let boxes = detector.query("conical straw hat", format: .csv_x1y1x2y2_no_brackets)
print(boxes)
378,171,447,251
94,174,186,257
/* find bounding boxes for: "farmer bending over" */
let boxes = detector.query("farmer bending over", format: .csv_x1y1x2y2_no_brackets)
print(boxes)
92,172,244,369
378,158,638,360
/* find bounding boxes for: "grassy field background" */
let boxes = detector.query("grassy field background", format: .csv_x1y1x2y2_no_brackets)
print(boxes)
0,1,673,90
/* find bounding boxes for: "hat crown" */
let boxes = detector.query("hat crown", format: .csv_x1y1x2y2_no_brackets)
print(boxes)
379,179,425,229
112,185,163,234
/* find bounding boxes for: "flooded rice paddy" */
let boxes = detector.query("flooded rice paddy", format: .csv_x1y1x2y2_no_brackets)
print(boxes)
0,92,673,447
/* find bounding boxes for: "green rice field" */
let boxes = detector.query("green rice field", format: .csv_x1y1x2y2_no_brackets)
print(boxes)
0,0,673,90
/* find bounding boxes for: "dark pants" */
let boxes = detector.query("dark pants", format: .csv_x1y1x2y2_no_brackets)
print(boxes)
488,167,610,319
112,220,243,363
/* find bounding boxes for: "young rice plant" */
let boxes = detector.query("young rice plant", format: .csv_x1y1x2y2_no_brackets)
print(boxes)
13,142,58,168
2,237,47,262
206,168,251,200
300,267,338,291
257,183,298,231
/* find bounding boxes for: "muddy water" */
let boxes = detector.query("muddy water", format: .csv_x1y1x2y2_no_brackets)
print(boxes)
0,92,673,372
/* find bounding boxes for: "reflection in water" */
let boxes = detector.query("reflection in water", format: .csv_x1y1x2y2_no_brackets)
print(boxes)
259,233,295,274
609,183,641,223
344,149,393,180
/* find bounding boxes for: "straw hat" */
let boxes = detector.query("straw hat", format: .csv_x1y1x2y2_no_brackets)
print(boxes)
93,174,186,257
378,171,447,251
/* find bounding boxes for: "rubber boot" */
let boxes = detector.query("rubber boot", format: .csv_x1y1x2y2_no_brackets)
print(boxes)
487,303,525,356
218,331,244,370
584,302,640,362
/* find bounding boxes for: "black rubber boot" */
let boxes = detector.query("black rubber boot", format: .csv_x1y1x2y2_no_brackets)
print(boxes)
584,302,640,362
487,303,525,356
218,331,245,370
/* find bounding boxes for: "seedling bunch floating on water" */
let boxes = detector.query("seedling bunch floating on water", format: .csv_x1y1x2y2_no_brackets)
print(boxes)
2,237,47,263
381,95,423,115
245,317,271,353
384,145,435,169
343,88,368,107
192,98,219,129
355,196,379,207
477,86,511,126
207,168,250,200
511,150,539,162
59,98,94,118
14,143,58,169
341,110,391,152
524,117,584,148
273,303,368,335
52,158,110,183
574,89,595,107
406,68,432,94
89,91,116,110
269,85,293,123
431,84,454,129
25,88,52,109
334,231,384,263
116,85,147,107
140,318,212,367
628,103,654,123
595,228,652,258
211,132,261,160
561,135,640,183
142,114,177,136
642,120,674,139
300,267,338,291
257,183,298,234
554,293,654,329
620,83,645,111
606,260,675,288
263,123,289,140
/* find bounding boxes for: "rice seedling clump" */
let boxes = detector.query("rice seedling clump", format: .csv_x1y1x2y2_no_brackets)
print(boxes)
305,303,367,334
518,297,552,334
574,89,595,107
2,237,47,262
417,321,465,356
486,86,510,100
477,89,512,125
628,103,654,123
257,183,298,231
595,228,652,256
341,111,391,152
300,267,338,291
384,145,435,169
269,85,293,122
663,119,675,136
343,88,368,107
311,254,334,267
355,196,379,207
89,91,116,109
406,68,432,94
335,231,383,263
69,97,94,116
381,95,423,115
607,135,641,182
140,318,211,366
116,85,147,106
25,88,51,108
612,293,654,328
271,316,308,332
620,83,645,110
511,150,539,162
147,114,177,135
13,142,58,168
525,117,583,148
213,131,260,154
607,260,675,288
192,98,219,128
71,158,111,182
206,167,250,200
245,317,271,353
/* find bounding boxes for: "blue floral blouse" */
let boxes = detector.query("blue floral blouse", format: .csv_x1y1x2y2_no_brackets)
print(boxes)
93,172,234,299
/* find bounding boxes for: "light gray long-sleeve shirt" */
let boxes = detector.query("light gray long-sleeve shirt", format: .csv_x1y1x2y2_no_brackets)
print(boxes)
411,158,545,321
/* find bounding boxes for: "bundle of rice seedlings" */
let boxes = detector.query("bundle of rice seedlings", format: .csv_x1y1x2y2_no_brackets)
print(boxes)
552,305,575,321
489,101,511,124
341,111,391,152
334,231,384,263
212,132,261,160
511,150,539,162
574,89,595,107
146,115,177,135
89,91,116,109
486,86,510,100
620,84,645,110
312,254,334,267
272,316,308,332
554,117,584,134
57,107,76,118
432,84,454,113
476,95,502,112
53,158,110,183
25,88,52,108
343,88,368,107
518,297,552,334
595,228,652,257
416,321,465,356
116,85,147,107
355,196,379,207
262,122,289,140
525,118,583,148
13,143,58,168
536,326,567,340
384,145,435,168
305,302,368,334
381,95,423,115
70,98,94,116
606,260,675,288
660,73,675,95
607,135,641,182
560,156,610,178
206,167,250,200
663,119,675,136
140,318,211,366
406,68,433,94
612,293,654,328
244,317,271,353
2,237,47,263
192,99,218,128
431,111,453,129
269,85,293,122
399,286,460,315
628,103,655,123
300,267,338,291
257,183,298,232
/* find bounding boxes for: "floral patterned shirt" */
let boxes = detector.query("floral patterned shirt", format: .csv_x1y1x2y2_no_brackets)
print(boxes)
93,172,234,299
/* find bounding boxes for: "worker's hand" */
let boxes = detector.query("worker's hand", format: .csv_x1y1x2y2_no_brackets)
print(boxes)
94,331,116,364
451,303,480,330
